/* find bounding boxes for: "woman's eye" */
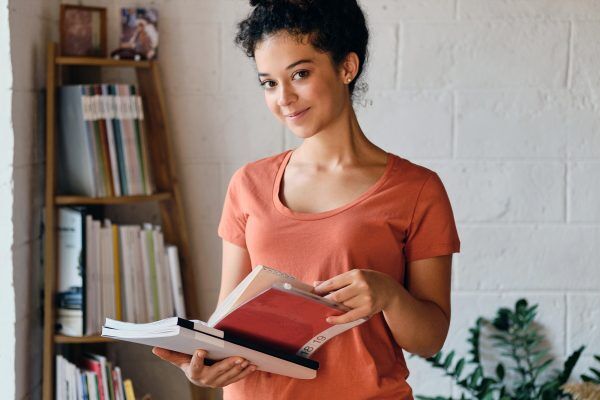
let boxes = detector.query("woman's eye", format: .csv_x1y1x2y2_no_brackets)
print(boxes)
260,80,276,89
293,70,310,80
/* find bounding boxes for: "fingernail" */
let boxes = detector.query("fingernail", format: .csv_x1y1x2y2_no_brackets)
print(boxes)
196,350,204,357
241,361,249,368
235,359,242,365
326,317,333,323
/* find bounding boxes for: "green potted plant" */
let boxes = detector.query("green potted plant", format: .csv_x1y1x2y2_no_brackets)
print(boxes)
415,299,600,399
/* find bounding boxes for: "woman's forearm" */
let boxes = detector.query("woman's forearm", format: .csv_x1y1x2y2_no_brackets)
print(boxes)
382,284,450,358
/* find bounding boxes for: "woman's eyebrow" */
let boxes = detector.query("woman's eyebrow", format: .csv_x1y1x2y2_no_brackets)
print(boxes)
257,58,315,77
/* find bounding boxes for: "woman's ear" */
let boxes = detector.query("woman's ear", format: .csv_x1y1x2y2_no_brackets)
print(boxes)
340,52,360,83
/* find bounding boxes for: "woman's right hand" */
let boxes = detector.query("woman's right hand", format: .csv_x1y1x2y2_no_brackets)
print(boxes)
152,347,257,388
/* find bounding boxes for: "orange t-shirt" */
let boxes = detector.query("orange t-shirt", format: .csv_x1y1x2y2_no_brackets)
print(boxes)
217,149,461,400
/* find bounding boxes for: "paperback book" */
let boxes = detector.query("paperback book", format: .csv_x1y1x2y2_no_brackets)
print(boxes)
102,265,369,379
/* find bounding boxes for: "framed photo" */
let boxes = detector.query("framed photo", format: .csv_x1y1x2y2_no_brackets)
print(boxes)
60,5,107,57
115,8,159,60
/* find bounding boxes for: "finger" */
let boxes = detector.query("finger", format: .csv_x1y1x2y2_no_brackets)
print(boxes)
220,364,258,386
326,307,370,325
211,359,252,387
152,347,193,367
187,350,208,381
339,294,366,309
313,271,354,294
323,284,360,304
202,356,246,384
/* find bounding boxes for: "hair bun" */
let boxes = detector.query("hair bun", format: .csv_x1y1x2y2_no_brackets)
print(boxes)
250,0,270,6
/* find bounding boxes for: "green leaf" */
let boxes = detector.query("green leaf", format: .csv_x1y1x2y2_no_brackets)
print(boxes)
453,358,465,378
469,366,482,386
443,351,455,370
496,363,505,380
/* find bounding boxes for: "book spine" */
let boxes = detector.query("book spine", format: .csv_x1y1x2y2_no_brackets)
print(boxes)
57,86,97,196
129,85,149,195
116,85,135,195
109,84,128,196
112,225,122,321
85,215,94,335
123,380,135,400
56,208,84,336
93,84,115,197
135,93,154,194
166,246,186,318
102,84,122,196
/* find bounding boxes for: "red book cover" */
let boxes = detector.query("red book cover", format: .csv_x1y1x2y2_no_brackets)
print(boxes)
82,358,105,400
214,285,347,354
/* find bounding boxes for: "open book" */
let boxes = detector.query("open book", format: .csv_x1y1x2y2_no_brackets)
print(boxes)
102,265,369,379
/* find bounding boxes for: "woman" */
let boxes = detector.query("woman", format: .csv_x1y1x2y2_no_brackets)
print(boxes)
153,0,460,398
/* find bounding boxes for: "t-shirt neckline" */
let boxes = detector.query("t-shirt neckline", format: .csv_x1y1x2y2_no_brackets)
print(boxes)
272,149,395,221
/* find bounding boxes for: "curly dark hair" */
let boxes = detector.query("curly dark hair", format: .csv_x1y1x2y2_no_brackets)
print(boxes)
234,0,370,99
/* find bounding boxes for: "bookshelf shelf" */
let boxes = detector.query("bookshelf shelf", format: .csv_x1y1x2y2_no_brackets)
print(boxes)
43,42,203,400
54,335,115,344
55,56,151,68
55,192,172,205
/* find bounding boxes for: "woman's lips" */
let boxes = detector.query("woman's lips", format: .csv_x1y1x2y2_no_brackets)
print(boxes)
287,108,310,120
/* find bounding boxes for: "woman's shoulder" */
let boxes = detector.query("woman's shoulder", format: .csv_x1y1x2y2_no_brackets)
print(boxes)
228,150,290,188
388,153,439,184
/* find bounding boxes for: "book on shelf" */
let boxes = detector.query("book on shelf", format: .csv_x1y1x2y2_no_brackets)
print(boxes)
57,209,186,336
57,83,154,198
56,207,85,336
101,266,369,379
56,353,135,400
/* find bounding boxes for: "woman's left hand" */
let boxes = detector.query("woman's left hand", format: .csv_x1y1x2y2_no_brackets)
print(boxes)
313,269,401,325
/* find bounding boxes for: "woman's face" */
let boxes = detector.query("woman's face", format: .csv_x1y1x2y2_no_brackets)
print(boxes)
254,31,349,139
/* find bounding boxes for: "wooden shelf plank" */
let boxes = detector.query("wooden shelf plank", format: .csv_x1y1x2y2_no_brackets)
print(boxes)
54,335,115,344
55,192,171,205
55,56,151,68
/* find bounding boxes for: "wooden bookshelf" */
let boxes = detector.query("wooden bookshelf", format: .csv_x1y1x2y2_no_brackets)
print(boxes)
43,42,205,400
54,335,115,344
55,192,172,205
55,56,151,68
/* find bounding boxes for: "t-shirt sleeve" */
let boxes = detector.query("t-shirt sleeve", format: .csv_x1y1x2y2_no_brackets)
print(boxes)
404,172,461,262
217,168,248,249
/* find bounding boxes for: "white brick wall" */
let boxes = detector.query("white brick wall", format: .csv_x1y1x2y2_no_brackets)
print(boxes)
161,0,600,394
152,0,600,397
6,0,598,398
1,0,15,397
8,0,57,398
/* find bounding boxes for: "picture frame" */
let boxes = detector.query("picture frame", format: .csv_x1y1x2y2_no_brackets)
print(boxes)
111,8,159,61
59,4,107,57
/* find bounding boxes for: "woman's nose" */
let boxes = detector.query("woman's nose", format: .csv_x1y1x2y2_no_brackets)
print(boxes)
276,83,296,107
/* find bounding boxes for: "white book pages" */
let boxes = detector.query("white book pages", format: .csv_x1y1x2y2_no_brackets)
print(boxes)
104,317,223,338
166,246,186,318
101,326,316,380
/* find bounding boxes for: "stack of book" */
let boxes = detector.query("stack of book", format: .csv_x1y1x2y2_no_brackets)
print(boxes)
56,353,138,400
58,83,155,197
56,207,186,336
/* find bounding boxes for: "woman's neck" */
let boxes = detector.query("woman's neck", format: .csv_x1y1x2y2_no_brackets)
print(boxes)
292,104,385,170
